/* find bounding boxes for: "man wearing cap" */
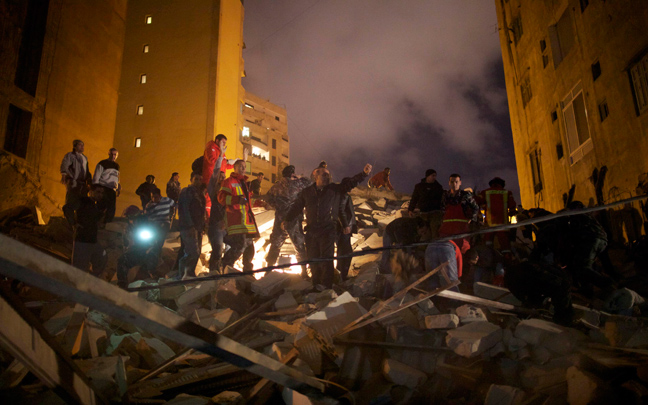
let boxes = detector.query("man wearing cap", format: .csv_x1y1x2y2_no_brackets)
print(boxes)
408,169,445,237
477,177,517,256
265,165,312,276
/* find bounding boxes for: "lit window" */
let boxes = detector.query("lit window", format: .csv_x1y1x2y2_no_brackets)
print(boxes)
242,126,250,137
143,44,149,53
135,138,142,148
561,82,593,164
137,105,144,115
140,74,147,84
251,146,269,161
244,103,254,109
629,52,648,115
145,15,152,24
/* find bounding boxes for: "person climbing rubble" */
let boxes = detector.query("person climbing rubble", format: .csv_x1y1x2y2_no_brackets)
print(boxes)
367,167,394,190
265,165,311,277
379,216,430,274
285,163,372,289
218,159,259,272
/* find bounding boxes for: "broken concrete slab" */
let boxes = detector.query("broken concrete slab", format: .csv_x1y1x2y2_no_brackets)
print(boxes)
484,384,526,405
515,319,578,355
566,366,603,405
211,391,244,404
445,322,502,358
275,292,299,311
473,282,523,306
455,304,487,323
382,358,427,388
251,271,291,297
175,280,218,308
425,314,460,329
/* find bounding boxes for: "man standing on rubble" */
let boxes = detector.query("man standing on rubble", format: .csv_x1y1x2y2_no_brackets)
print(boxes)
206,150,226,273
477,177,516,257
368,167,394,190
285,163,373,289
265,165,311,277
408,169,444,237
93,148,121,225
249,172,264,197
61,139,92,224
218,159,259,272
177,172,206,279
439,173,481,254
336,193,357,281
70,184,107,277
136,175,157,210
202,134,247,217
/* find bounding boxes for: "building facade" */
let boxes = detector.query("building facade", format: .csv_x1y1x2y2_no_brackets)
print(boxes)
495,0,648,240
241,91,289,194
113,0,246,212
0,0,127,219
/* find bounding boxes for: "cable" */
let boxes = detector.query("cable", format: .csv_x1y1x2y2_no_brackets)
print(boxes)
126,192,648,292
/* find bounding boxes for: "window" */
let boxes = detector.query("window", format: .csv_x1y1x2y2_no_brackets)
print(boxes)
272,173,276,183
520,76,532,108
272,156,276,166
511,16,523,44
4,104,32,158
598,100,609,122
145,15,152,24
251,146,269,161
549,10,575,68
275,116,280,121
140,74,147,84
135,137,142,148
529,149,543,194
245,161,252,175
143,44,149,53
591,61,601,81
14,0,50,97
629,52,648,115
242,126,250,137
561,82,593,164
551,110,558,122
137,105,144,115
579,0,589,12
540,39,549,69
556,144,564,160
272,139,276,149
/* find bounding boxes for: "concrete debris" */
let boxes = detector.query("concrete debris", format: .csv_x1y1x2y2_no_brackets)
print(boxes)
3,188,648,405
445,322,502,358
382,358,427,388
425,314,460,329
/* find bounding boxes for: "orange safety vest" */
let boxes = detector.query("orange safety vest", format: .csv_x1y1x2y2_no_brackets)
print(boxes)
439,203,470,237
484,189,510,226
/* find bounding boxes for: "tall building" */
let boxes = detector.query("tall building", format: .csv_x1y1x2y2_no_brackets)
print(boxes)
495,0,648,233
0,0,127,219
113,0,246,212
241,91,289,193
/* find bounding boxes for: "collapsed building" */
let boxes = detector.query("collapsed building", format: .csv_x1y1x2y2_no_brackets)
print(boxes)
1,186,648,404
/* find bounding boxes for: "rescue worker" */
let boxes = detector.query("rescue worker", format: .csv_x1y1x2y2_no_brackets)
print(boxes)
477,177,517,255
368,167,394,190
218,160,259,271
284,163,372,289
202,134,247,217
265,165,311,277
439,173,481,254
408,168,444,237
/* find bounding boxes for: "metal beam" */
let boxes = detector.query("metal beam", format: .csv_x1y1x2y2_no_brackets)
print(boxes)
0,286,104,404
0,234,326,399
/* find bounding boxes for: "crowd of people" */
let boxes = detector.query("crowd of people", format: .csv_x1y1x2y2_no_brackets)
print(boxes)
60,135,616,325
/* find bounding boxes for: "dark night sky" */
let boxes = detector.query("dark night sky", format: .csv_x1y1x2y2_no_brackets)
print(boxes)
242,0,520,201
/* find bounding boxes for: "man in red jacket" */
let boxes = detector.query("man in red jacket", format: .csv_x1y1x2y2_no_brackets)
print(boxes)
368,167,394,190
202,133,248,216
218,160,259,271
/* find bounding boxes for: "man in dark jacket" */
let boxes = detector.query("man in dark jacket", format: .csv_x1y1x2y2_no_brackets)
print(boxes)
285,163,372,289
266,165,311,276
71,185,107,277
177,172,206,279
408,169,444,237
136,175,157,209
336,193,357,280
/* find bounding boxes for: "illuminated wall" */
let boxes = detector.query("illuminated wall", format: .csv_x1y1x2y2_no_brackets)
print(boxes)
113,0,245,211
495,0,648,240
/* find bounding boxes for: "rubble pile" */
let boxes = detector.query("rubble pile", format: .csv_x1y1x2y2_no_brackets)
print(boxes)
1,187,648,404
